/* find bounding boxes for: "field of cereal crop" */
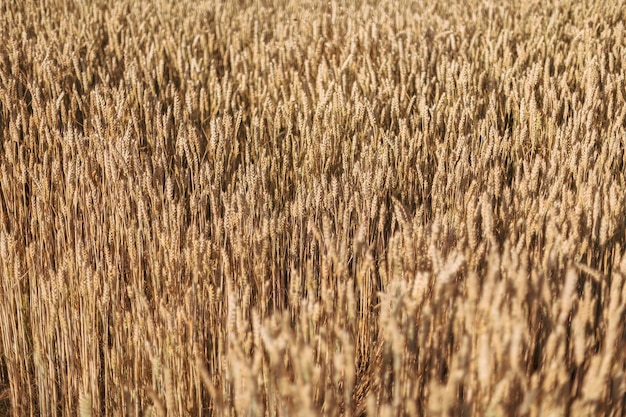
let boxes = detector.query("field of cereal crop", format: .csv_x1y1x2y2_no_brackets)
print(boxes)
1,0,626,415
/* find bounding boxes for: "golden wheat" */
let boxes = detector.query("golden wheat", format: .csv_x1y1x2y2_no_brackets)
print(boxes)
0,0,625,416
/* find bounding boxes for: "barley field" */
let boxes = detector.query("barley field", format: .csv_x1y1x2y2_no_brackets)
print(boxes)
1,0,625,415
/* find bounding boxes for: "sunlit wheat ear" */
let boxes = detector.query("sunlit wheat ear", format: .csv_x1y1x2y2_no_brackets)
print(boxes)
78,393,92,417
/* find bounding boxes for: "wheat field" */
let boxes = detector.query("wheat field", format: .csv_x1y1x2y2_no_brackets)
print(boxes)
0,0,625,415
